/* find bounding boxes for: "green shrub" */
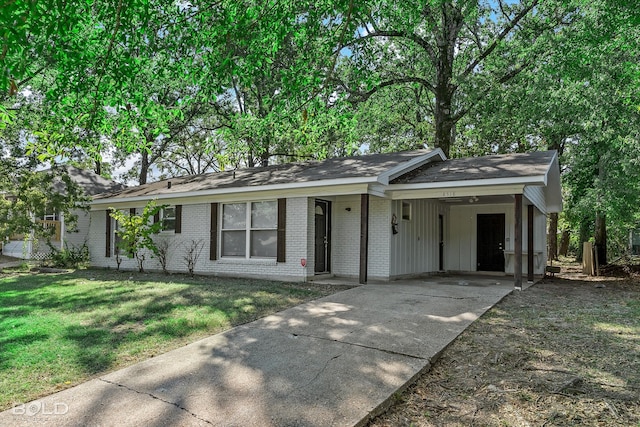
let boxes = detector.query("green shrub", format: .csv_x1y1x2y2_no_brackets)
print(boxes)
47,244,90,268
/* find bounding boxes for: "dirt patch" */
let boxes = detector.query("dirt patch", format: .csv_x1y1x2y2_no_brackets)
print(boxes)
368,265,640,427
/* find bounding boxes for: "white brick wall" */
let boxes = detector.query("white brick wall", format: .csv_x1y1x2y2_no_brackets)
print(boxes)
331,195,361,278
368,197,391,280
329,195,391,281
89,198,313,281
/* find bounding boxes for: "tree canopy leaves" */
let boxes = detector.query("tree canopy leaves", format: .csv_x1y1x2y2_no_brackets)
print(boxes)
2,0,640,259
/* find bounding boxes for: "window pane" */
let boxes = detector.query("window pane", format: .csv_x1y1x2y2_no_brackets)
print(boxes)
223,204,246,229
162,219,176,231
251,201,277,229
163,207,175,219
162,207,176,230
222,230,246,257
402,201,411,221
250,230,277,258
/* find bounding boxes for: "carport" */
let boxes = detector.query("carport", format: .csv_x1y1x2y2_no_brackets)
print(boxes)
377,151,563,287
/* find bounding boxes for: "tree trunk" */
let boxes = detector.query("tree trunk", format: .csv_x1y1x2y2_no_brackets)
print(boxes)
434,95,455,158
548,212,558,261
576,218,590,262
595,212,607,265
559,230,570,256
432,3,463,158
139,150,149,185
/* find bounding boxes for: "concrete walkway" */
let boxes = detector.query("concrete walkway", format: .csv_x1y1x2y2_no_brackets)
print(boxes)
1,276,516,426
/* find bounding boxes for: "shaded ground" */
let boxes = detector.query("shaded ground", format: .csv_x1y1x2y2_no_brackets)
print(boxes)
0,254,20,264
0,269,351,411
369,264,640,426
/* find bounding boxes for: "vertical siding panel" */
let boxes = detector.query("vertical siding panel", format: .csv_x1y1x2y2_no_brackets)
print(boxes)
423,201,429,272
389,198,445,277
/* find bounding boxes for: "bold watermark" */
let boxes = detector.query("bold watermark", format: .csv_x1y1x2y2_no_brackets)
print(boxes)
12,401,69,417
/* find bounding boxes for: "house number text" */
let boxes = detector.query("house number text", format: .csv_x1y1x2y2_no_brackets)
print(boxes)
442,191,456,197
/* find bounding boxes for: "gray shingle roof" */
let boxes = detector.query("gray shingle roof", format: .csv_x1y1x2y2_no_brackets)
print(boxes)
53,166,126,196
94,150,431,200
391,151,555,184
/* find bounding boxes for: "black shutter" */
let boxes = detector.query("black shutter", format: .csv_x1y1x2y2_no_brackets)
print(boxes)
129,207,136,216
153,211,160,224
277,198,286,263
105,210,111,258
175,205,182,233
210,203,218,260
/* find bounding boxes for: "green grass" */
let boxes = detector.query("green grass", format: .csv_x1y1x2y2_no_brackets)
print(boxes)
0,269,339,410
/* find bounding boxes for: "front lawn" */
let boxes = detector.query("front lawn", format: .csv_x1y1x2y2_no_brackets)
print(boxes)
0,269,344,410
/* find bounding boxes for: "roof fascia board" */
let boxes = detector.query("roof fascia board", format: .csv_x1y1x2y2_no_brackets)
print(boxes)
390,183,526,200
377,148,447,185
542,150,557,185
91,183,372,210
543,151,563,212
91,177,376,207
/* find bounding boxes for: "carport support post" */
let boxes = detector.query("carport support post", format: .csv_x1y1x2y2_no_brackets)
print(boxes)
528,204,534,283
359,194,369,284
514,194,523,290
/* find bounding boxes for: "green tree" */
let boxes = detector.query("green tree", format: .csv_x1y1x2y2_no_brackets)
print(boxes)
109,201,163,272
322,0,577,156
0,166,88,245
457,0,640,263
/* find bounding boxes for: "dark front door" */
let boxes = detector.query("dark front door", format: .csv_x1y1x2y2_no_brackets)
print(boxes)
314,200,331,273
477,214,505,271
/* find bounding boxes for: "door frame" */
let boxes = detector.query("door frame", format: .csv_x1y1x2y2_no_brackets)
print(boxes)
314,199,331,274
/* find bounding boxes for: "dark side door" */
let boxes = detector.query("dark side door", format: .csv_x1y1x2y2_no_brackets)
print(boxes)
477,213,505,272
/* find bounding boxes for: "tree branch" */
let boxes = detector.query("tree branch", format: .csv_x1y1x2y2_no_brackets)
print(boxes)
337,29,436,63
453,60,531,123
332,76,435,102
460,0,539,80
15,66,47,88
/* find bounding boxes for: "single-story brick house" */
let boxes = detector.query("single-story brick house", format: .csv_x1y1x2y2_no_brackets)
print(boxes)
88,149,562,285
1,166,125,259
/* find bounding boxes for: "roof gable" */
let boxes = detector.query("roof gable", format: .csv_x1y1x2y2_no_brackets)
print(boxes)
60,166,126,196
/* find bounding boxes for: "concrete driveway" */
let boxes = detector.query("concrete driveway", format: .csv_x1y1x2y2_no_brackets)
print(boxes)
1,276,516,426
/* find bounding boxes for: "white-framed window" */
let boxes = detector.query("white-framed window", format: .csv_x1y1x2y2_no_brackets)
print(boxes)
402,201,412,221
161,207,176,231
221,201,277,258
